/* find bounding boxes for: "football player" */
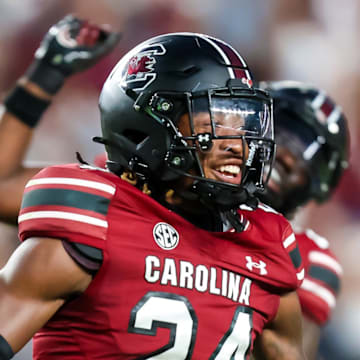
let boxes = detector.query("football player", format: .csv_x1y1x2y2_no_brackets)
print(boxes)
0,33,306,359
0,14,120,224
258,81,349,359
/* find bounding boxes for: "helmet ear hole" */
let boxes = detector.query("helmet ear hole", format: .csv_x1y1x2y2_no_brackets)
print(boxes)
123,129,148,145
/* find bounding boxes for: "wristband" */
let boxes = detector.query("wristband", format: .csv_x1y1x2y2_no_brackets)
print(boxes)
4,86,51,128
0,335,13,360
26,60,65,95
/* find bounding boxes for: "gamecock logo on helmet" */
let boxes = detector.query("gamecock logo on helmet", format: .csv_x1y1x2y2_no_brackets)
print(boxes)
124,43,166,91
127,55,153,76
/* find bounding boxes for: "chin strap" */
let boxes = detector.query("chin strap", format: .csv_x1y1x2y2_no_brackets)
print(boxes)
191,180,258,210
189,180,259,232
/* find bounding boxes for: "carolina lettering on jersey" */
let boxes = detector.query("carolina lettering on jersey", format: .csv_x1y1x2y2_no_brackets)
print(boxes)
144,255,252,305
296,229,342,325
18,164,303,359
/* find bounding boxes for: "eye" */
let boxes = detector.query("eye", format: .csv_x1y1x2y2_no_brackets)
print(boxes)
195,121,211,132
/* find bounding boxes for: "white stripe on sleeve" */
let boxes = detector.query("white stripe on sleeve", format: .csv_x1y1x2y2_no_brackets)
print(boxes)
283,233,296,249
309,251,343,276
18,211,108,228
300,278,336,308
26,177,115,195
297,268,305,281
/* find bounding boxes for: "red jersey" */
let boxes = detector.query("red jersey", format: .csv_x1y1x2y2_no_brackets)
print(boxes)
19,164,304,360
296,229,342,325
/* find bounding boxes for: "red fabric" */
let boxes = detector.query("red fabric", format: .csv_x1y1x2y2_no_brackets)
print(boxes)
296,231,342,325
298,287,331,325
19,164,303,359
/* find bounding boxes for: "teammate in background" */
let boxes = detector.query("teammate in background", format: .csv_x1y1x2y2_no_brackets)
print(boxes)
0,15,120,224
0,33,306,359
258,81,349,360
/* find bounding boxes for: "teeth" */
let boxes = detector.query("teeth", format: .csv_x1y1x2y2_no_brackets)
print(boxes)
218,165,240,175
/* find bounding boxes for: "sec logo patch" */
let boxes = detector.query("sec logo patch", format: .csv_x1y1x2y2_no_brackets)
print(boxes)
153,222,179,250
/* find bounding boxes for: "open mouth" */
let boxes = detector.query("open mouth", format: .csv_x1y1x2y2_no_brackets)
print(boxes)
213,164,242,185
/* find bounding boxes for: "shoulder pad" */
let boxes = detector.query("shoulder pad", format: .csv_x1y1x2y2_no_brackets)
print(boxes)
18,164,116,244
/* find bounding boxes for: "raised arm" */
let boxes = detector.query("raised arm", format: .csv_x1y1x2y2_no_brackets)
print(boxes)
0,81,52,224
253,291,306,360
0,237,92,357
0,15,120,223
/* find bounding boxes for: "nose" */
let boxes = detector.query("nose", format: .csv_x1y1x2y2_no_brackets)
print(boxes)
219,138,246,157
214,122,249,158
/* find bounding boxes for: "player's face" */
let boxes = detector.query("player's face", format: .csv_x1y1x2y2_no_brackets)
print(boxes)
178,111,249,186
267,145,308,197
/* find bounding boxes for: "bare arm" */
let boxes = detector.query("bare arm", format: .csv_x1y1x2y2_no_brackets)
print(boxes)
253,291,306,360
0,237,92,354
0,15,120,224
302,316,321,360
0,80,51,223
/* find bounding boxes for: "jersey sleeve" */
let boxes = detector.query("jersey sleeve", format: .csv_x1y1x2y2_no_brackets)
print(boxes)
296,230,342,325
18,164,116,250
281,223,305,290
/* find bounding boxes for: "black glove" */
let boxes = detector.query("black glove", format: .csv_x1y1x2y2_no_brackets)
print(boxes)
27,14,121,94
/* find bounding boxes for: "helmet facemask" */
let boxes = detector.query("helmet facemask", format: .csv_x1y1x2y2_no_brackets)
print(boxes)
136,84,275,213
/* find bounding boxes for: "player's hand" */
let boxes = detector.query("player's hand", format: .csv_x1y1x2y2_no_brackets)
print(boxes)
25,14,121,94
34,14,121,76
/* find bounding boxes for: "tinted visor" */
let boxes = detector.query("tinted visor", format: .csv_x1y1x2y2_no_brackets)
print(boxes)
191,95,273,140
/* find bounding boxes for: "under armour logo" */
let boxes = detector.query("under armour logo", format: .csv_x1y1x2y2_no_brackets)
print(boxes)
198,133,210,142
245,256,267,275
197,133,212,151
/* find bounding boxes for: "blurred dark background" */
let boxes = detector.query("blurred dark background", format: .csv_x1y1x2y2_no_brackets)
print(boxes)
0,1,359,358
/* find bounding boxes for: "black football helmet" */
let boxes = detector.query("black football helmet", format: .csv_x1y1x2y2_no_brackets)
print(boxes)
259,80,350,216
96,33,275,212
